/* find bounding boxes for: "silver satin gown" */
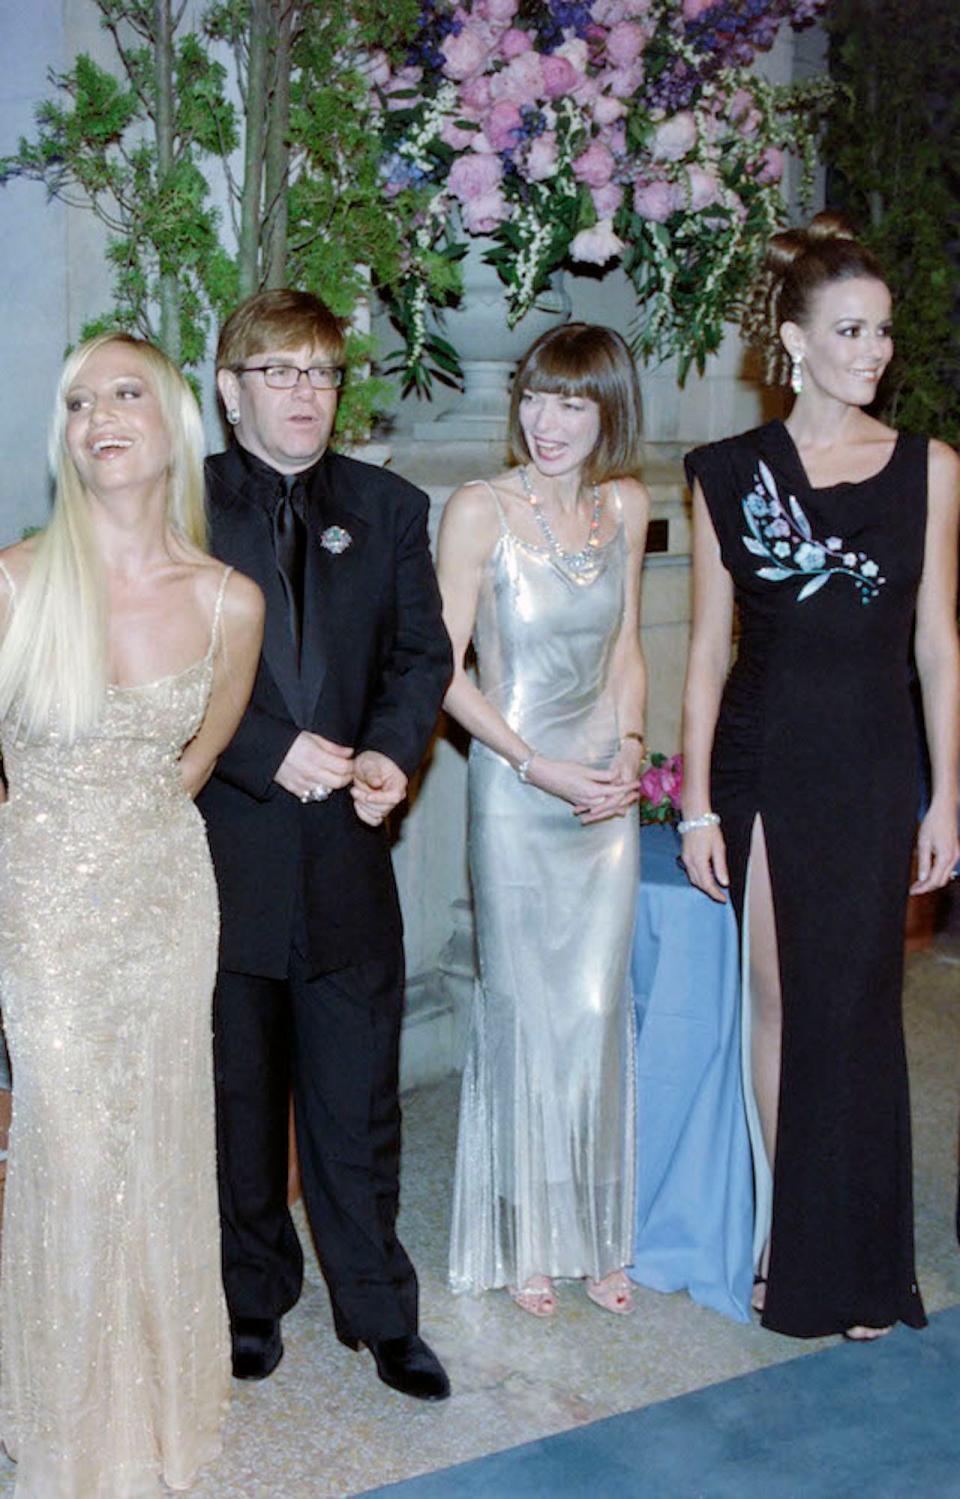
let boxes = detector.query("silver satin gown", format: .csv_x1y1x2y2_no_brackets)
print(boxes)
449,485,638,1293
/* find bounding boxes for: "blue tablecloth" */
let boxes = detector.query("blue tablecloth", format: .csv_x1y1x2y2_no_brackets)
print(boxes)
627,823,754,1322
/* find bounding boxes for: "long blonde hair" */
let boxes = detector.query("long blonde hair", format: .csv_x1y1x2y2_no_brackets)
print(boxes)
0,333,207,742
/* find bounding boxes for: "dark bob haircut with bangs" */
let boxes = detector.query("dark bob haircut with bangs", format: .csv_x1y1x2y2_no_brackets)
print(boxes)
507,323,643,485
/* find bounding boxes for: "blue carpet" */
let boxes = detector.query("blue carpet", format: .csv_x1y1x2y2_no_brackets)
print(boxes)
359,1306,960,1498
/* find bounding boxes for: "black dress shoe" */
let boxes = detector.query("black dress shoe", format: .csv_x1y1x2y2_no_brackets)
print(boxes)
340,1331,450,1401
231,1317,284,1381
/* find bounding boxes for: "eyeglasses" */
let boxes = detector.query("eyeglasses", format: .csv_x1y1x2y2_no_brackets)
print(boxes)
236,364,345,390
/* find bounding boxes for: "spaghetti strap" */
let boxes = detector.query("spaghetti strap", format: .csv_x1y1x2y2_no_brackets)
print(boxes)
0,556,16,607
207,565,233,659
464,478,508,530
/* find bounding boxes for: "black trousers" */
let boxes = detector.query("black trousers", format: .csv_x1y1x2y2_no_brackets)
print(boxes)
213,934,419,1344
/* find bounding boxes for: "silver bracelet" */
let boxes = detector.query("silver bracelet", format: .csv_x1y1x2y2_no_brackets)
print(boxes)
677,811,721,835
516,753,536,784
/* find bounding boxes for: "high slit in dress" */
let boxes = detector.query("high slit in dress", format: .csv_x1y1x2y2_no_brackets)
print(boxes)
686,421,927,1338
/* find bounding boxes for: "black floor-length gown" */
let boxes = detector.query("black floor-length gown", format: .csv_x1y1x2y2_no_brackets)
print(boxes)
685,420,927,1338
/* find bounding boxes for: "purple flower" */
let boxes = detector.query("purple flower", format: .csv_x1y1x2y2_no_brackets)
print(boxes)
633,177,683,222
448,151,504,203
572,141,616,188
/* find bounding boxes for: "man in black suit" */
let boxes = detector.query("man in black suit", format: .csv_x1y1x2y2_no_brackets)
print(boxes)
197,289,452,1400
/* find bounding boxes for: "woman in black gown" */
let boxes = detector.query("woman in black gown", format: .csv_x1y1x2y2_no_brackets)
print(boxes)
680,214,960,1341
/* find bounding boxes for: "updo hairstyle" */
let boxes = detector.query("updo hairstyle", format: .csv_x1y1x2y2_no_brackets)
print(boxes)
507,323,643,486
741,212,887,386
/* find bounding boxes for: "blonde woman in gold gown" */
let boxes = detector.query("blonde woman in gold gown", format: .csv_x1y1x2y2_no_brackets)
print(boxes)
0,334,263,1497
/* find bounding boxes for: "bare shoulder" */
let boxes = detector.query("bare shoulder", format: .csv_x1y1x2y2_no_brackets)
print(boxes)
187,557,263,633
0,537,38,595
439,477,502,558
928,438,960,494
612,475,651,542
221,567,264,630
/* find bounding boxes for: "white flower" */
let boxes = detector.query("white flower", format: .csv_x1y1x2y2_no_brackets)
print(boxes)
861,560,879,578
842,552,857,567
825,536,843,551
773,541,790,558
794,542,826,571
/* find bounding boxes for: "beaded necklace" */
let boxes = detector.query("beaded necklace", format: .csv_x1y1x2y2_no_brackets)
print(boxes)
519,466,603,575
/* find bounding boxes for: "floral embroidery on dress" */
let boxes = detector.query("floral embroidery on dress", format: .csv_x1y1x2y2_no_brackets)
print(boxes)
741,460,885,605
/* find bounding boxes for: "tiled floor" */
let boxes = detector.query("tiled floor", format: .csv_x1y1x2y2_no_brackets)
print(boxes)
1,926,958,1497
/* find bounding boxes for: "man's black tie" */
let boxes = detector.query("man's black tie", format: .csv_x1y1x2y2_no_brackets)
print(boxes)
273,474,307,655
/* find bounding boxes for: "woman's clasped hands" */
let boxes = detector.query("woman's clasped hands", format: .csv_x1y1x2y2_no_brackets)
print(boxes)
524,752,641,825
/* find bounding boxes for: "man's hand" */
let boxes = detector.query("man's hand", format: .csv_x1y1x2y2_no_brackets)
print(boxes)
351,750,408,827
274,731,355,801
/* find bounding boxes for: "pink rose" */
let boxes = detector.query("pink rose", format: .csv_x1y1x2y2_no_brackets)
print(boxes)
382,67,424,112
484,98,523,151
756,146,784,184
441,25,491,81
651,110,697,161
593,93,627,126
573,74,601,108
448,151,504,204
361,50,392,88
682,0,715,18
728,87,753,122
492,50,545,104
500,27,533,59
639,765,665,803
633,177,682,222
462,188,509,233
541,54,579,98
569,219,624,265
605,61,645,98
606,20,647,67
441,113,481,150
591,180,624,217
591,0,627,21
602,119,628,156
525,131,559,180
572,141,616,188
476,0,518,24
460,76,493,111
685,164,721,210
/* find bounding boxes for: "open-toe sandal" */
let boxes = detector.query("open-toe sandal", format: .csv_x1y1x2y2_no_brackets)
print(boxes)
751,1274,767,1314
843,1324,893,1343
509,1275,556,1318
586,1270,635,1316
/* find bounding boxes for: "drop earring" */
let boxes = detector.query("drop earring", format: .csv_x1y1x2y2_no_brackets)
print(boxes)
227,407,240,425
790,355,804,397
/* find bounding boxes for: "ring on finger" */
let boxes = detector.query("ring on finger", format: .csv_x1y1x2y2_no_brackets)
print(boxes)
309,784,331,803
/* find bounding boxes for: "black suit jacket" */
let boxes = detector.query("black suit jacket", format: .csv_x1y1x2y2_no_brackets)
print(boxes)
197,445,453,978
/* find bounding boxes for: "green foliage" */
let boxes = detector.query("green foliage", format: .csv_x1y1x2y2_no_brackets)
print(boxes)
824,0,960,443
0,0,427,441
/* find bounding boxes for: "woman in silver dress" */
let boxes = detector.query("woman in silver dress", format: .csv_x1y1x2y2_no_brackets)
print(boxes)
440,324,650,1318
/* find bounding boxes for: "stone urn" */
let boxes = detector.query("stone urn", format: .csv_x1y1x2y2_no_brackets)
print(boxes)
417,227,571,442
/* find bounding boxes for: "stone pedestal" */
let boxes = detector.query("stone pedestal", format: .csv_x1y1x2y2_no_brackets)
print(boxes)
413,234,570,443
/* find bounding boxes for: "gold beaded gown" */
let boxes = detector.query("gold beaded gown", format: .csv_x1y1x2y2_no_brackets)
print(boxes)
0,561,231,1498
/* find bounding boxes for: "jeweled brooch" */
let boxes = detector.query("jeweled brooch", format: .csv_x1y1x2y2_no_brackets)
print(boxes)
320,525,352,555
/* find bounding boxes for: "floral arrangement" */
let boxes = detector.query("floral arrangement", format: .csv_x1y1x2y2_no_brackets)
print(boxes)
373,0,831,387
638,752,683,825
